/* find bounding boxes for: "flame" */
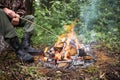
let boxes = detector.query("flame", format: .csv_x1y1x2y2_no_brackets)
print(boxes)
43,57,48,61
42,19,87,62
52,19,82,60
44,47,49,53
40,19,95,68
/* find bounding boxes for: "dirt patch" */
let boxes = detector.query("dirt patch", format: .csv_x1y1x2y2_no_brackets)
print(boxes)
0,49,119,80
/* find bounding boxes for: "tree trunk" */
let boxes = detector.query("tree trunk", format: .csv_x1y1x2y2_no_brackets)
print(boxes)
25,0,34,15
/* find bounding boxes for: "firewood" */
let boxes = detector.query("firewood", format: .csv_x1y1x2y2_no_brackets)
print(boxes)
83,55,92,60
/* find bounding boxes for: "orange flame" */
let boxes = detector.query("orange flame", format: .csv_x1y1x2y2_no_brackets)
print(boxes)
52,19,81,60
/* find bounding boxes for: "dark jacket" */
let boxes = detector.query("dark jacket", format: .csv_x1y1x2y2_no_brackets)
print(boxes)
0,0,26,16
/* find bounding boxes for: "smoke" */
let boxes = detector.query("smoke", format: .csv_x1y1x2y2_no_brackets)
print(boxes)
78,0,100,43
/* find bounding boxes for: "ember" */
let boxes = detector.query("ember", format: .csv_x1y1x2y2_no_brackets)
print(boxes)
40,20,96,69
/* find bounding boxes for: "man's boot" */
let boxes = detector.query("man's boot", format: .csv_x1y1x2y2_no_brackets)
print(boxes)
21,33,42,55
7,36,34,63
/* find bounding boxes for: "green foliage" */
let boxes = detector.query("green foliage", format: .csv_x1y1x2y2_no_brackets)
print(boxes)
94,0,120,53
76,0,120,53
31,0,120,53
33,0,82,46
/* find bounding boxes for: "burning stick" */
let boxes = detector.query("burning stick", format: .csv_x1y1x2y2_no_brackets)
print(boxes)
38,19,96,69
57,60,72,63
43,20,92,62
57,57,83,63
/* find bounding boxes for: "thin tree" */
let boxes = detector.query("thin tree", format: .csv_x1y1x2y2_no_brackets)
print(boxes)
25,0,34,14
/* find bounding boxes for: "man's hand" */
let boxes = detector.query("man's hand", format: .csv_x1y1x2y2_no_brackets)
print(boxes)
11,14,20,26
3,8,20,26
11,17,19,26
3,8,16,18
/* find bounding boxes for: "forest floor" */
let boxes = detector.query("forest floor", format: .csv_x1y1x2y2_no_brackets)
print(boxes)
0,46,120,80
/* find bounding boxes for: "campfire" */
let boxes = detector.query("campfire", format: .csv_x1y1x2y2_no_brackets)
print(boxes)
39,20,96,69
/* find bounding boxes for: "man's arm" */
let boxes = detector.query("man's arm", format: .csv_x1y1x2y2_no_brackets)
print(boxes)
3,8,16,18
3,8,20,26
0,0,16,18
16,0,26,17
12,0,26,26
0,0,25,26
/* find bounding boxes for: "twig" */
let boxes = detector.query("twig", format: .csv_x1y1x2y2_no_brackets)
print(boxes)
57,60,72,63
19,17,59,38
12,71,20,80
100,73,106,79
57,57,83,63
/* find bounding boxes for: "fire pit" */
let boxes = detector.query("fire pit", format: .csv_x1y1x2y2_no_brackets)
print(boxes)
39,20,96,69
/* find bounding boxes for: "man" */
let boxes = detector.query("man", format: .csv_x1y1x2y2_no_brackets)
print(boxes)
0,0,41,62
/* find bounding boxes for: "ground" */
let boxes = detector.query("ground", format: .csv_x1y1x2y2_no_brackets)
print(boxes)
0,47,120,80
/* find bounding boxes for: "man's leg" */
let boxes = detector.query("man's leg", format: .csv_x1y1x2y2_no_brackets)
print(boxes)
0,9,17,38
22,15,34,33
0,9,34,62
20,15,42,55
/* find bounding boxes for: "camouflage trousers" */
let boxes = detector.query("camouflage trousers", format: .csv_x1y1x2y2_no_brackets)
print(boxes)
0,9,34,39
